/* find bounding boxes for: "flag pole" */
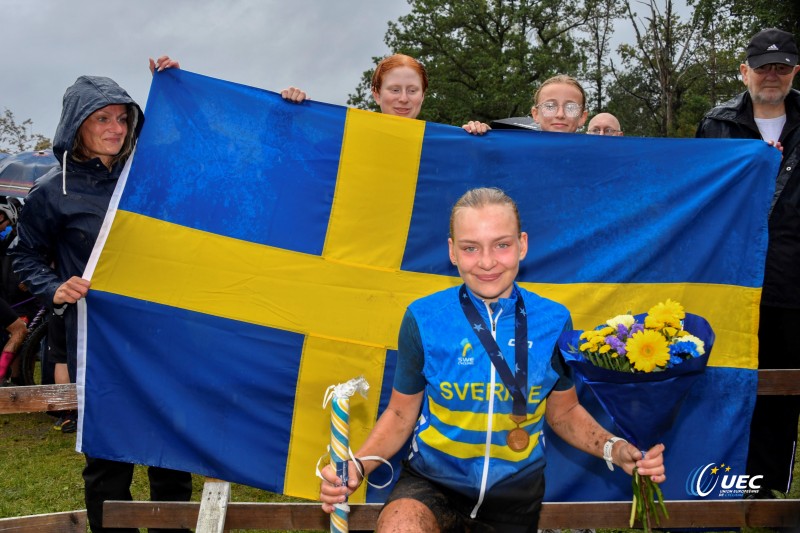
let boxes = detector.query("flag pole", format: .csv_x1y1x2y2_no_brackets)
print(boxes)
323,376,369,533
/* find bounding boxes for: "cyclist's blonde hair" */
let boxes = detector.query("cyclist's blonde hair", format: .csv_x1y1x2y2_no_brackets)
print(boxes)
449,187,521,239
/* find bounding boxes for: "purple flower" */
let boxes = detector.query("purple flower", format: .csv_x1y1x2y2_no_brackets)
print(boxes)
605,335,627,356
616,323,629,338
630,323,644,335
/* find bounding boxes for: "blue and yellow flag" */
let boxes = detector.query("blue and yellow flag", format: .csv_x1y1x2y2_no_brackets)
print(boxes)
77,69,777,503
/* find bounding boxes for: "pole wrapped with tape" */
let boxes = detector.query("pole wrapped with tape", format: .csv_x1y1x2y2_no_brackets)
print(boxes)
322,376,369,533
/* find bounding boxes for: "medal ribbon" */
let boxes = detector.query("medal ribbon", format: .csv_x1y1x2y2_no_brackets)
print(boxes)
458,284,528,417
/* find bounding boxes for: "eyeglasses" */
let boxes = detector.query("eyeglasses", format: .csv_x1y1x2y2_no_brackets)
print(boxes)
587,127,621,135
752,63,795,75
536,101,583,118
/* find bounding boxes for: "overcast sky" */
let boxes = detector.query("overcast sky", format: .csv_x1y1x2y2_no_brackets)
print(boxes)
4,0,698,145
3,0,411,142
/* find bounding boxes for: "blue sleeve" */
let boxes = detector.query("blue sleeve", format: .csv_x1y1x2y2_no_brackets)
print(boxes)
551,316,574,391
392,309,426,395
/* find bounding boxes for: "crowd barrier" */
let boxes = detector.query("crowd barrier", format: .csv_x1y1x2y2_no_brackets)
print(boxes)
0,372,797,532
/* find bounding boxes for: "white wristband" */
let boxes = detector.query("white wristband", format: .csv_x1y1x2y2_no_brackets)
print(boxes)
603,437,626,471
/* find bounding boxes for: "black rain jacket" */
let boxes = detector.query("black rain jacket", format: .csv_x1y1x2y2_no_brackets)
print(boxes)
696,89,800,309
10,76,144,376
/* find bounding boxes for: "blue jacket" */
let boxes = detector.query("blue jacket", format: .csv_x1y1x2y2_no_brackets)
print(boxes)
404,284,571,517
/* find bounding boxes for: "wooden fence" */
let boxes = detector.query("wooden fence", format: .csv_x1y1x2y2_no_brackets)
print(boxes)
0,371,798,532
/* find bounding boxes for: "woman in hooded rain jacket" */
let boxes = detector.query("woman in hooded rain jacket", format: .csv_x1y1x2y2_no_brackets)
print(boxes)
11,57,193,533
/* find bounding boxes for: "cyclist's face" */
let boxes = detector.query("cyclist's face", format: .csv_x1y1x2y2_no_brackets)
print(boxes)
448,204,528,304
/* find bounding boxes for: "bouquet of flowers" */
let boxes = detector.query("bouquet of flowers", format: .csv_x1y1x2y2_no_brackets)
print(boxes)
558,299,715,532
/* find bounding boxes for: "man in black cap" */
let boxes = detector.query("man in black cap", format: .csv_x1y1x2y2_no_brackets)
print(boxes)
697,28,800,499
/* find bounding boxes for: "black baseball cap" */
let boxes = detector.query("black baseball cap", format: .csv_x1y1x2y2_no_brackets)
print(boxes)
746,28,798,68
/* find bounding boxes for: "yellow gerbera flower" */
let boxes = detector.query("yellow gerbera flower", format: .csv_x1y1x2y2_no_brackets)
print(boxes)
625,330,670,372
645,299,685,329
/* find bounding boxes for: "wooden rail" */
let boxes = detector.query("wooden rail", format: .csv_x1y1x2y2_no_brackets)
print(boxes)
0,510,86,533
102,499,800,531
756,369,800,395
0,369,794,417
0,384,77,414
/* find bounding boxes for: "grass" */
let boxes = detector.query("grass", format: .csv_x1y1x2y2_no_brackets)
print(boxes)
0,412,308,532
0,412,797,532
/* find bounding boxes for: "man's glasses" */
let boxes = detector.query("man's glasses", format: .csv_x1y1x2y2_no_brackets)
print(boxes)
536,101,583,118
587,127,621,135
752,63,795,76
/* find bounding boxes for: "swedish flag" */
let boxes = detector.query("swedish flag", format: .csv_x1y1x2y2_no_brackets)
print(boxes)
78,69,777,503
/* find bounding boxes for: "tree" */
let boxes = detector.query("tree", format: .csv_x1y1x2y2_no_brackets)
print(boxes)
606,0,705,137
580,0,626,114
694,0,800,90
688,0,746,108
348,0,591,125
0,109,51,154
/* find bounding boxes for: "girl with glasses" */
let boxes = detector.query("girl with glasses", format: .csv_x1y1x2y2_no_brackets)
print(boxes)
531,75,588,133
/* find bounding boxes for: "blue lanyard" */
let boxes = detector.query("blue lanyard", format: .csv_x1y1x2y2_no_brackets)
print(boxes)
458,284,528,417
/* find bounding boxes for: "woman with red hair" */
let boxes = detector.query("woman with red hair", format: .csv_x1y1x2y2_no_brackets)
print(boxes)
282,53,489,134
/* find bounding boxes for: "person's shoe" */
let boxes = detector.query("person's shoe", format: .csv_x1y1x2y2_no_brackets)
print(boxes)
52,414,77,433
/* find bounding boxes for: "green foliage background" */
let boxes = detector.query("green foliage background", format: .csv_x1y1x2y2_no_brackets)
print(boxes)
348,0,800,137
0,412,307,532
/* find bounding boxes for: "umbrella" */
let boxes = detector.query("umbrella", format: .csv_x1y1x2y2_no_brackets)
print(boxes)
0,150,59,198
490,116,540,131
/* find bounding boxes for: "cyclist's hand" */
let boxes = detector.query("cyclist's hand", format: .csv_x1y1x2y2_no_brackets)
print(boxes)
319,462,360,514
54,276,91,305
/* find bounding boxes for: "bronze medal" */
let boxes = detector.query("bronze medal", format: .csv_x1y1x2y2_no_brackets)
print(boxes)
507,427,530,452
